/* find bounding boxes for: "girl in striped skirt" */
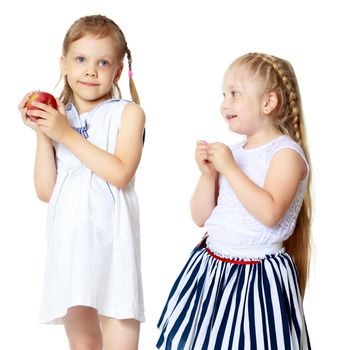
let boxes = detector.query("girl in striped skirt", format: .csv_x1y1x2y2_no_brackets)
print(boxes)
157,53,312,349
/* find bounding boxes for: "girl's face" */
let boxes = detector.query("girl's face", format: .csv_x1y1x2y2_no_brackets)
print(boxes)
220,65,266,136
61,35,122,112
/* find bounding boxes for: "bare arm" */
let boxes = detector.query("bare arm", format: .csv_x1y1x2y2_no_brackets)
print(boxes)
34,130,57,202
33,102,145,188
190,141,219,227
19,92,57,202
190,173,219,227
209,143,307,227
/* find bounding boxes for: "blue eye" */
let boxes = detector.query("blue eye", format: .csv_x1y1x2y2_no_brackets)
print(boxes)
99,60,109,67
76,56,85,63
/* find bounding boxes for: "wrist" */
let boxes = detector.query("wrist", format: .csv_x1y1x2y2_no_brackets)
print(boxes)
200,172,217,181
222,162,240,178
59,127,75,146
36,128,50,141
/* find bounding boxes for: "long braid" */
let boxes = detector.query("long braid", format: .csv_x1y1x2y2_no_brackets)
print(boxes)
256,54,302,144
233,53,312,298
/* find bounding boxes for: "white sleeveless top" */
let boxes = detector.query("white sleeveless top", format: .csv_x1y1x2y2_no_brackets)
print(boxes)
40,99,144,324
205,135,309,258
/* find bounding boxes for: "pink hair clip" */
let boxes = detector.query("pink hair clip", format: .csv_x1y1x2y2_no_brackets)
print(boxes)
128,70,133,78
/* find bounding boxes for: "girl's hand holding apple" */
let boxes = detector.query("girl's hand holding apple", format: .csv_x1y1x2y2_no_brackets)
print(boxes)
19,92,39,130
19,91,58,130
29,99,70,143
19,91,70,142
25,92,58,122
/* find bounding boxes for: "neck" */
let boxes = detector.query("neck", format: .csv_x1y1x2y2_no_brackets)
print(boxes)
74,95,111,114
244,129,282,149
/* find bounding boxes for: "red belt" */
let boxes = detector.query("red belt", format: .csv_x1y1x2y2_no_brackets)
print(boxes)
205,247,261,265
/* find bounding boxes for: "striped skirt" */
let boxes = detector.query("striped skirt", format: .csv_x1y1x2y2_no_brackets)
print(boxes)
157,242,311,350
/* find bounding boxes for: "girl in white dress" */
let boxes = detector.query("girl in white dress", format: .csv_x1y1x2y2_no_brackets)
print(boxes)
157,53,311,349
19,15,145,350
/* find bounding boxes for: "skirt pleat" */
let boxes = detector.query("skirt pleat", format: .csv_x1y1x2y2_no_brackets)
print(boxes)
157,245,311,350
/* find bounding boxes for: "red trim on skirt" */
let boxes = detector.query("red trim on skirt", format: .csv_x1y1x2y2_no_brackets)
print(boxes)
205,247,261,265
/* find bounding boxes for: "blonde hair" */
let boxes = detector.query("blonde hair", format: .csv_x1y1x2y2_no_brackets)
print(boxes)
59,15,140,105
232,53,312,298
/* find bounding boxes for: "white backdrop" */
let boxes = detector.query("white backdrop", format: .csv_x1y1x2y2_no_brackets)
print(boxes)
1,0,349,348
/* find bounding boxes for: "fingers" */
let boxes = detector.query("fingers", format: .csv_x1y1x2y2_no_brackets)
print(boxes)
195,141,227,159
36,119,48,129
207,142,225,154
23,118,38,129
207,144,215,156
207,142,220,149
26,100,60,120
196,141,208,156
19,93,33,121
30,100,53,113
26,108,47,120
196,140,209,152
198,152,209,162
19,92,38,129
206,143,223,162
21,112,38,130
18,91,37,111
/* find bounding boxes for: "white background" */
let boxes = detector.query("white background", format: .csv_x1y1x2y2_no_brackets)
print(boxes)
0,0,349,348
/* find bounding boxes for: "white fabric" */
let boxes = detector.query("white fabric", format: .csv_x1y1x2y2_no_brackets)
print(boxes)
207,241,284,259
205,135,309,255
39,99,145,324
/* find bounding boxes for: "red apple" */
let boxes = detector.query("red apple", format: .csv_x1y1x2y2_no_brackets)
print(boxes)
25,92,58,122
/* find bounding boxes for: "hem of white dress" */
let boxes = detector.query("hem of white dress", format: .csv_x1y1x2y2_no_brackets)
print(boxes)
39,303,145,325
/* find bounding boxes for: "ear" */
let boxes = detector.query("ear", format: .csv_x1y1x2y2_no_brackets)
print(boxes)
60,56,67,76
262,92,278,115
113,64,124,84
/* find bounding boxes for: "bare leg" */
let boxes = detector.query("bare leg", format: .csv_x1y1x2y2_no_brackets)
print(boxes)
64,306,103,350
100,316,140,350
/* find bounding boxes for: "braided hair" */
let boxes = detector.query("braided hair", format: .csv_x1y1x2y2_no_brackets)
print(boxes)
230,53,312,298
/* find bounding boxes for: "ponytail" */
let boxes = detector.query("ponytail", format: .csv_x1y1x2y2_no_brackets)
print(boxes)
126,52,140,105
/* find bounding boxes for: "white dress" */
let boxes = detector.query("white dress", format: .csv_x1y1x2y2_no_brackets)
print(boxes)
39,98,145,324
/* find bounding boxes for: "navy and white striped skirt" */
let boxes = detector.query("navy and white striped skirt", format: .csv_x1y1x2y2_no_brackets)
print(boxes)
157,242,311,349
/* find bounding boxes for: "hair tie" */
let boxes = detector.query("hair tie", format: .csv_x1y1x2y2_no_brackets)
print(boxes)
128,70,133,78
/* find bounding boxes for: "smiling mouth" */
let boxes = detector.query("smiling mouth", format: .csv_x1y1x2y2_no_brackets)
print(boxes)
225,114,237,120
79,81,99,87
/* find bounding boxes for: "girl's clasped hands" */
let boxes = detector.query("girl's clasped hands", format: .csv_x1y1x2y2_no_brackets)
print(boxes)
196,140,237,176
